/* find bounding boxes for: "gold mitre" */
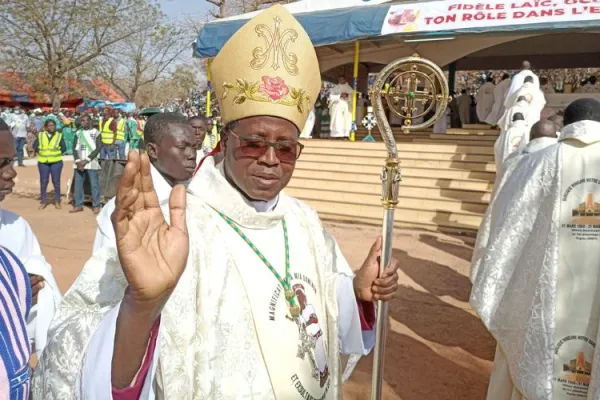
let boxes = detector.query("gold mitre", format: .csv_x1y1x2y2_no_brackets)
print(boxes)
211,4,321,132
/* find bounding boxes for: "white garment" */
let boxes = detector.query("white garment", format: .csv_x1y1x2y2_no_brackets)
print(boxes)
485,79,511,125
497,100,530,135
505,70,540,104
471,120,600,400
522,136,558,154
329,95,352,138
476,82,495,123
329,83,354,106
7,112,29,138
0,205,61,353
73,128,101,170
503,82,546,128
300,108,316,138
494,119,529,173
92,164,173,254
33,157,375,399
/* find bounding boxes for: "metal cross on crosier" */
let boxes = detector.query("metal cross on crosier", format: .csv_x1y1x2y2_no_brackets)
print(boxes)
369,54,451,400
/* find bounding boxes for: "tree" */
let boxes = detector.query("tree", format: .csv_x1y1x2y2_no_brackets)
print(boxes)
0,0,162,108
205,0,296,18
96,23,189,102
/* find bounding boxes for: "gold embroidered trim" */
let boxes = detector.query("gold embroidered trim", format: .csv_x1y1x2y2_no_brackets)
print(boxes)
251,16,299,76
222,77,310,114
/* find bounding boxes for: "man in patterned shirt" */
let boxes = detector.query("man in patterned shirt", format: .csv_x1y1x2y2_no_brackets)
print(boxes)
70,114,103,214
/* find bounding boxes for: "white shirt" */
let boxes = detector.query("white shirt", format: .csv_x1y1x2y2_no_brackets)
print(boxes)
92,164,174,254
7,113,29,138
0,205,62,352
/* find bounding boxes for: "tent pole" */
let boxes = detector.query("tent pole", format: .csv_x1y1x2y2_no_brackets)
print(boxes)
206,59,213,118
448,62,456,93
350,41,360,142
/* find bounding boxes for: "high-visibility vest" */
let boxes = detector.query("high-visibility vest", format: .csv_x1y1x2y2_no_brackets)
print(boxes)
37,132,63,164
101,118,115,144
116,119,126,141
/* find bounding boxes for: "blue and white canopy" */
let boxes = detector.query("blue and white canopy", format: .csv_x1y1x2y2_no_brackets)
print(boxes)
194,0,600,59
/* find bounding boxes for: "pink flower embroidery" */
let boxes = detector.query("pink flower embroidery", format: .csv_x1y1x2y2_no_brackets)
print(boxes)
259,76,289,101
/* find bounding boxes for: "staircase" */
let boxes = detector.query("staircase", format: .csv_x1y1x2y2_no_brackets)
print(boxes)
290,128,498,235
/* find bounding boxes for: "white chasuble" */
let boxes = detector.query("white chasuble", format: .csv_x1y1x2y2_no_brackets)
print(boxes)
230,217,332,398
32,157,367,400
471,120,600,400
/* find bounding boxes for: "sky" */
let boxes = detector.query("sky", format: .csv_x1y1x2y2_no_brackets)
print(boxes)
159,0,211,22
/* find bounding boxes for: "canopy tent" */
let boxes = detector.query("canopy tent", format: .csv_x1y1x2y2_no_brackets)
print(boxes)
194,0,600,138
0,71,127,108
194,0,600,60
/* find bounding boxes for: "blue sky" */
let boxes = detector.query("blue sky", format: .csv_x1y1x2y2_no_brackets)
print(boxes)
159,0,211,22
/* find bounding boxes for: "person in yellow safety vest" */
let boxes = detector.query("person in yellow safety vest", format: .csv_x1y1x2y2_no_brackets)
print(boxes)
33,119,66,210
114,111,127,160
99,108,117,159
99,109,127,159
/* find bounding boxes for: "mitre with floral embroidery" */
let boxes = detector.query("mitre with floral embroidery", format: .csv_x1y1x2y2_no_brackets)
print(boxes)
211,4,321,131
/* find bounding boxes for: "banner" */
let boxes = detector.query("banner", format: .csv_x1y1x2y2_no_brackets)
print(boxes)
381,0,600,35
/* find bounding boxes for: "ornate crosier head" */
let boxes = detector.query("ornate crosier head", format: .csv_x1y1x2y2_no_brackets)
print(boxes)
211,5,321,132
371,54,451,156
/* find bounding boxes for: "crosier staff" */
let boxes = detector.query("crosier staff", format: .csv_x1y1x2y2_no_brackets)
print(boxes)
370,54,450,400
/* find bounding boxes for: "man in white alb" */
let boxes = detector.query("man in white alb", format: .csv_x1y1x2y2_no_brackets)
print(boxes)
33,6,400,399
471,98,600,400
504,75,546,127
494,110,529,173
485,73,511,127
476,76,495,123
505,60,540,103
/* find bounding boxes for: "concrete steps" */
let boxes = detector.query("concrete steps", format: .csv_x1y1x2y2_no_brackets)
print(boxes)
292,138,496,233
353,127,499,144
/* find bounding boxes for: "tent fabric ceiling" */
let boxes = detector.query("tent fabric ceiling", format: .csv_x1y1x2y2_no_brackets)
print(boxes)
317,32,600,74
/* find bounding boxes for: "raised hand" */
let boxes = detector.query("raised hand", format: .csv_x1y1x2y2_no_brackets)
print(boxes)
112,151,189,312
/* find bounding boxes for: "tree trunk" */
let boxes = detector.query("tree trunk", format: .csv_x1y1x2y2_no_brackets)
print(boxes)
130,87,138,104
50,78,62,109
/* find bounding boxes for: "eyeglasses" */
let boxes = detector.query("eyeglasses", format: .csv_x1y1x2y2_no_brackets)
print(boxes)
227,129,303,163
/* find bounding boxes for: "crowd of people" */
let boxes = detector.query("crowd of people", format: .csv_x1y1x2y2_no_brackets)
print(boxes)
1,107,220,215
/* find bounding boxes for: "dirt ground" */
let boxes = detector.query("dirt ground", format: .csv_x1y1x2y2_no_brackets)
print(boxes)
4,168,496,399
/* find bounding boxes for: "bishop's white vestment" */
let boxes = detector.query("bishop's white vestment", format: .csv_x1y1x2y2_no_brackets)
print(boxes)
471,120,600,400
485,79,511,126
32,157,374,399
0,205,61,353
476,82,495,123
